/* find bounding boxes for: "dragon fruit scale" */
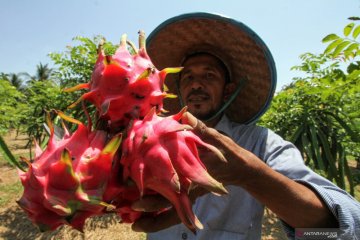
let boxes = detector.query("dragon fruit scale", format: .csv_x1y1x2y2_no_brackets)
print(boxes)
121,107,228,232
17,111,122,232
65,31,181,129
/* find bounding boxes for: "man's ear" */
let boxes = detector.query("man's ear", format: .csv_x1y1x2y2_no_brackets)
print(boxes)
223,82,236,101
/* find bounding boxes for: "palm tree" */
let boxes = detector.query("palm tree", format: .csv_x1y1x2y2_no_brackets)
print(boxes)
9,73,25,90
1,72,28,91
31,63,54,81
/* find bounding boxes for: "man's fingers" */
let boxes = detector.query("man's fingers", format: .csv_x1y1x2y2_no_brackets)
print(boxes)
131,195,172,212
182,112,209,137
131,209,180,233
181,111,198,128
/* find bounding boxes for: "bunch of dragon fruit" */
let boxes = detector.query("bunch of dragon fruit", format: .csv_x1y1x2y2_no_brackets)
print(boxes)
17,111,123,231
17,31,227,233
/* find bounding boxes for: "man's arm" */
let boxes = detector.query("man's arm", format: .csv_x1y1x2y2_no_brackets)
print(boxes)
131,113,348,233
186,113,338,228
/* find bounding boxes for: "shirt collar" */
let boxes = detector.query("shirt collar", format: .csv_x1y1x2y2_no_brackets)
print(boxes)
214,114,234,138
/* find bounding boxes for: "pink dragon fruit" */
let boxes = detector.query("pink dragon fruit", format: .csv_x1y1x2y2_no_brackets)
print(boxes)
17,112,122,232
17,31,228,234
121,107,228,232
65,31,181,129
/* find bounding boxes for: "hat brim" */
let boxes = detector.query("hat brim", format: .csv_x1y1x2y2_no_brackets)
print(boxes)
146,12,277,124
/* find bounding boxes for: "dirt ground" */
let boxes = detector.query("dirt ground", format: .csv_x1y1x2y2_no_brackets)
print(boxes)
0,131,287,240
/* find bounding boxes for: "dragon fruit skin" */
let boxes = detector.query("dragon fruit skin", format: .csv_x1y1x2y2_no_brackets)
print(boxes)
66,32,180,129
121,108,228,232
17,113,122,232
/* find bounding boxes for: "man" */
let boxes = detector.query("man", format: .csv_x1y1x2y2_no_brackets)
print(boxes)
131,13,360,239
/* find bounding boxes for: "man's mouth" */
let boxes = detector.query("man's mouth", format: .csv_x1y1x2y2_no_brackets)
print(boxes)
187,94,210,103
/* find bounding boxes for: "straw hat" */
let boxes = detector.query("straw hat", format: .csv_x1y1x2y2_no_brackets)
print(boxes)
146,12,277,124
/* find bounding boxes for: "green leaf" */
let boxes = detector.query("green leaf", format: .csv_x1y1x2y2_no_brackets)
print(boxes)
343,155,354,196
344,42,359,54
337,143,345,189
309,125,326,171
324,39,343,54
317,129,340,186
0,135,26,172
348,17,360,21
290,124,305,143
301,132,314,164
353,25,360,39
322,34,339,43
325,111,360,142
343,43,359,61
332,41,351,57
344,23,355,37
347,64,360,74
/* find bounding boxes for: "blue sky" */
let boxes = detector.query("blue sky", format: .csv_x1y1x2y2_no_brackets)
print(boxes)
0,0,359,91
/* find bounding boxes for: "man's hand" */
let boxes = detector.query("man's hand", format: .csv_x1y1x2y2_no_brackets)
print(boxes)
131,112,337,232
181,112,338,228
131,195,180,232
182,112,249,186
129,112,230,233
131,187,210,232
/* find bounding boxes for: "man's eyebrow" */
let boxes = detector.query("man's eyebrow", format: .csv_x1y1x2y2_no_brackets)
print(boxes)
204,66,217,71
180,69,192,76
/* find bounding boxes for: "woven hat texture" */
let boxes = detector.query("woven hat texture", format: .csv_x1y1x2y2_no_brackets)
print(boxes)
147,12,277,124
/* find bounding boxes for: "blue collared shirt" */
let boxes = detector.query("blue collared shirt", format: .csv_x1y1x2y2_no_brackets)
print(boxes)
147,115,360,239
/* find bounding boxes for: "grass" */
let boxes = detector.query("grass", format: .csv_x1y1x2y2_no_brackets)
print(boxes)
0,180,23,207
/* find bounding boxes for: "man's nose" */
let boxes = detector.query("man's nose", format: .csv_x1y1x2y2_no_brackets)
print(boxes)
190,78,205,90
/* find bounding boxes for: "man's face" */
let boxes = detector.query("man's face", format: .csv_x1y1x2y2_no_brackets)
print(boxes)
178,54,228,120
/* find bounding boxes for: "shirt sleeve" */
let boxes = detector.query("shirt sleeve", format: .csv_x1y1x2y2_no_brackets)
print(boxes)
263,129,360,239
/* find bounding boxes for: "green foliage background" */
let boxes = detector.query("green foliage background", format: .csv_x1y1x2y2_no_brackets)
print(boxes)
0,21,359,196
259,20,360,194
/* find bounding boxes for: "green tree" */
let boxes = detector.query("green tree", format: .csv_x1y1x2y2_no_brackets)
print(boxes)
30,63,54,81
1,72,28,91
22,79,65,144
260,19,360,195
49,36,101,88
0,79,27,134
48,35,117,123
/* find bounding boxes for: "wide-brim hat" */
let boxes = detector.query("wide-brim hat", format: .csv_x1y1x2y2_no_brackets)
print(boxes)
146,12,277,124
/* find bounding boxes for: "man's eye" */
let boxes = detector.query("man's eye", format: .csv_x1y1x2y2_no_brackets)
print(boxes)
206,72,215,79
181,75,192,82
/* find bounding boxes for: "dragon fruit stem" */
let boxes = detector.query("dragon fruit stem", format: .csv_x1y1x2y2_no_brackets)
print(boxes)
163,93,177,99
55,110,83,126
138,30,146,50
172,107,188,121
120,34,127,47
94,200,116,211
136,68,152,81
105,55,112,65
101,133,122,156
82,101,92,131
67,96,83,109
126,40,138,54
160,67,183,75
19,156,31,169
63,83,90,93
97,38,105,54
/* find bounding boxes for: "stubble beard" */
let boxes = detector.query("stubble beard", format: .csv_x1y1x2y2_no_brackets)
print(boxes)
189,106,220,121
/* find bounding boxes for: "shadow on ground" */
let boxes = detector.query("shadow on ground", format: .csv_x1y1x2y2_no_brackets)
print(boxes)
0,205,144,240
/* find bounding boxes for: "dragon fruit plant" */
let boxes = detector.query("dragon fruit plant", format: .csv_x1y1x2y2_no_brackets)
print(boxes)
17,31,227,233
